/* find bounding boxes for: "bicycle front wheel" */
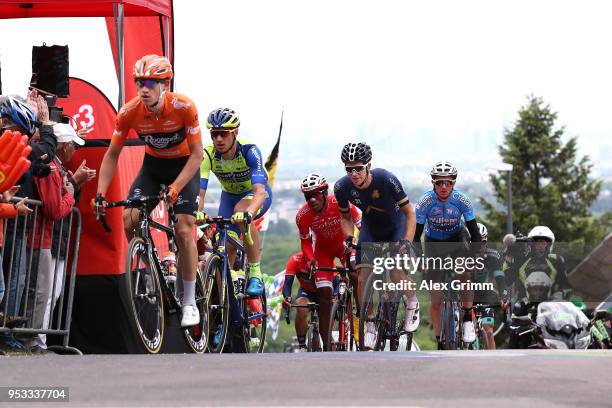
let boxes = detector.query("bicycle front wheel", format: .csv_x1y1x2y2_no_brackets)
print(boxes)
329,296,353,352
307,322,323,352
204,253,229,353
183,269,209,354
124,237,165,354
359,272,387,351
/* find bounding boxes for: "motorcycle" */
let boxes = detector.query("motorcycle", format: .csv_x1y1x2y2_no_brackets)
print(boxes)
509,301,592,349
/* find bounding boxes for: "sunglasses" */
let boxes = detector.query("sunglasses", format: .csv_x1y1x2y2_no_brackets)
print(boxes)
135,78,162,89
304,190,325,200
345,165,367,174
432,179,455,187
210,129,235,138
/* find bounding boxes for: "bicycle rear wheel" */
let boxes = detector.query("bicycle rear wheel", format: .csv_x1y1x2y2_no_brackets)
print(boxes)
204,253,229,353
182,269,209,353
124,237,165,354
242,289,267,353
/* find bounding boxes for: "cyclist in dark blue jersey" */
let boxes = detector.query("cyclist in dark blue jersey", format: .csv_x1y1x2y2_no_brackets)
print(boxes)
334,142,419,341
414,160,482,347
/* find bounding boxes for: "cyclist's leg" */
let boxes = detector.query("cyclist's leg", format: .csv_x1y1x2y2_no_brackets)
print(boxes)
295,288,315,349
455,229,475,343
424,237,444,344
314,248,336,351
173,172,200,293
124,163,160,240
482,307,496,349
233,185,272,295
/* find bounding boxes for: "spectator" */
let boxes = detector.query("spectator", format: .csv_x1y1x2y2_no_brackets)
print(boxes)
23,124,89,353
0,92,55,352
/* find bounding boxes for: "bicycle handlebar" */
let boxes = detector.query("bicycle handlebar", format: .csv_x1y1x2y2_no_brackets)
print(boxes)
205,214,254,246
96,185,175,233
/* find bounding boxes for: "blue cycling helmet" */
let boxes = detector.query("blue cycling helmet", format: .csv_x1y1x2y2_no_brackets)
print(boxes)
206,108,240,129
0,96,38,136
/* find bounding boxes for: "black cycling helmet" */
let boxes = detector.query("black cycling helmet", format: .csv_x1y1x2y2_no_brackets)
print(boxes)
341,142,372,164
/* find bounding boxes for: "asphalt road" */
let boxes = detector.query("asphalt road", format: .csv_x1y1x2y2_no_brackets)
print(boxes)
1,350,611,407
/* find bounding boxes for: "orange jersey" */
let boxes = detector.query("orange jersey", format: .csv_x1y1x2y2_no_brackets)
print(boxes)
111,92,201,159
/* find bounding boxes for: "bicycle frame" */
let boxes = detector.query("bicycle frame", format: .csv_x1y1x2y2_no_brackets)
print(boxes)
209,220,266,330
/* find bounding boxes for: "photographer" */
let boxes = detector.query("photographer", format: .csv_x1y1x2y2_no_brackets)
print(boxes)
503,226,570,302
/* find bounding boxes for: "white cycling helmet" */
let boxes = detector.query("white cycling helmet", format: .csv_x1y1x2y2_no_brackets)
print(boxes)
477,223,488,241
525,271,553,302
528,226,555,249
300,173,328,193
430,160,458,178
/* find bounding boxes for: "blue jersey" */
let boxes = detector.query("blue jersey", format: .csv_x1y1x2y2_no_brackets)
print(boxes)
415,189,476,240
334,168,409,239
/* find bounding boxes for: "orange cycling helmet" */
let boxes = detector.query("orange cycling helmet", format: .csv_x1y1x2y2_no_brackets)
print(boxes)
133,54,173,80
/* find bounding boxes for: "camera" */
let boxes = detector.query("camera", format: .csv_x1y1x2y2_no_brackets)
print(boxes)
44,94,65,123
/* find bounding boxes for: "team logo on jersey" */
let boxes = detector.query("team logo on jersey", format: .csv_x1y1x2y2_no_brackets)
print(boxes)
351,190,359,198
371,189,380,200
432,208,442,215
170,97,191,110
447,208,454,215
354,199,362,205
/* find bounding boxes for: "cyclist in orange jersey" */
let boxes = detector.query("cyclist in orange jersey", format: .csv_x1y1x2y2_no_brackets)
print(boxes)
95,54,203,328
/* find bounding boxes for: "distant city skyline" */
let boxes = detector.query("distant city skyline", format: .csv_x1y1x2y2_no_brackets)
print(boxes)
1,1,611,185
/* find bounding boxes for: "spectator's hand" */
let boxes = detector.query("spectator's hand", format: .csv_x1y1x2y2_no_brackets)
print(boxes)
36,95,51,124
77,126,94,138
63,177,74,195
14,197,33,216
71,160,96,185
2,185,20,202
0,130,32,192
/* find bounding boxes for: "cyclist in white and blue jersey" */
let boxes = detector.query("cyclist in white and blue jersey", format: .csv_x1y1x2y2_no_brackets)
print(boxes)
414,160,483,348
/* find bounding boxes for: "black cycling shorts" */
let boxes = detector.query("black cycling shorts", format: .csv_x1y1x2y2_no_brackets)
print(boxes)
128,154,199,217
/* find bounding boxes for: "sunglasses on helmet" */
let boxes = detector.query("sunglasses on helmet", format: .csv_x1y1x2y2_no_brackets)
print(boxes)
135,78,162,89
345,165,367,174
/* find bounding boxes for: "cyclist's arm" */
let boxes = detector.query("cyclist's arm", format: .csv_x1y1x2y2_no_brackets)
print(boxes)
199,148,213,212
171,103,203,192
246,183,266,216
171,139,203,193
283,275,295,299
98,110,131,196
243,144,267,215
97,141,123,196
296,209,315,261
334,180,355,239
349,204,362,230
400,203,416,242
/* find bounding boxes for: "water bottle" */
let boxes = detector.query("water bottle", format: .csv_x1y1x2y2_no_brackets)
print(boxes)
163,251,177,284
231,269,246,296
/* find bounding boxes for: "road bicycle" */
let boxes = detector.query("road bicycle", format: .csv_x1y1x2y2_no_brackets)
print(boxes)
358,242,415,352
201,214,267,353
285,302,322,352
98,186,208,354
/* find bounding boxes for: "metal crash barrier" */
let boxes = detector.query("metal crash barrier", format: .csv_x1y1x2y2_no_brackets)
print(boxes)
1,197,82,354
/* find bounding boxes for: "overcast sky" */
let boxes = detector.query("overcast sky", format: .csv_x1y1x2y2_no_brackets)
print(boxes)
1,0,611,178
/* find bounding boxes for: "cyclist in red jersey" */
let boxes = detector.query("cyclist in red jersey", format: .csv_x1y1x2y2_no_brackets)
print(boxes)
294,173,361,351
95,55,203,328
282,252,318,351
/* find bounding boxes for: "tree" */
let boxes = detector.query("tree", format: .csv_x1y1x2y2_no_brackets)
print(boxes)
481,96,609,245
